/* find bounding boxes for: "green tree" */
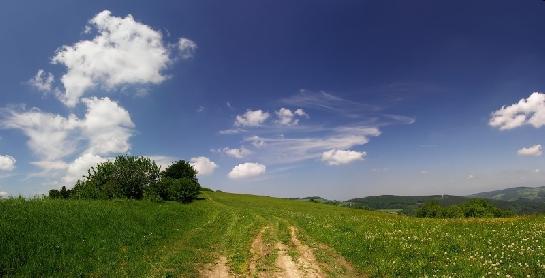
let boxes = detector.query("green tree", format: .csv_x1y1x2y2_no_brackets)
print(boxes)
72,155,161,200
165,178,201,203
416,201,443,218
161,160,198,183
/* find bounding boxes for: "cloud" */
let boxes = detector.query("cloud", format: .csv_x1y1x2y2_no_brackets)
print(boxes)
0,155,16,171
219,128,246,135
220,147,252,159
490,92,545,130
228,162,266,179
147,155,177,170
1,107,80,161
235,110,270,127
1,97,133,161
280,89,415,125
80,97,134,155
0,191,8,199
275,108,308,126
248,126,379,165
178,38,197,59
51,10,194,107
245,136,265,148
321,149,366,165
517,144,543,157
62,152,107,184
29,69,55,92
190,156,218,176
2,97,135,185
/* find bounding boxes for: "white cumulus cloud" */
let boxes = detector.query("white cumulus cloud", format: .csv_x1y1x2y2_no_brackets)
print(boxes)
2,97,135,185
517,144,543,157
275,108,308,126
0,191,8,199
321,149,366,165
62,152,107,184
0,155,16,171
1,108,80,161
490,92,545,130
1,97,134,161
235,110,270,127
51,10,194,107
80,97,134,155
228,162,266,179
190,156,218,176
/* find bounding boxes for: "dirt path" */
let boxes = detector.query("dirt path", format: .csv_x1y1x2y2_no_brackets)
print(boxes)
200,256,232,278
275,242,304,277
288,226,324,278
199,225,355,277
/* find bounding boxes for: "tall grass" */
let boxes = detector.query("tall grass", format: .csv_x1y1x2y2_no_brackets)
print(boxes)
2,192,545,277
0,198,217,277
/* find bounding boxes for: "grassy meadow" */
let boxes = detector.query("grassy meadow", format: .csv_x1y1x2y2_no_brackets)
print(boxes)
2,191,545,277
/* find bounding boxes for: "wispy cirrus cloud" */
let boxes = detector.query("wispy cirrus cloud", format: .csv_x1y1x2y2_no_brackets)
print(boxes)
218,90,412,170
242,126,379,165
280,89,415,125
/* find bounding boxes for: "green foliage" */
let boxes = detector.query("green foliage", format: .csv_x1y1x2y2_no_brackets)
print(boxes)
416,199,512,218
60,155,161,200
48,189,61,199
167,178,200,203
161,160,198,183
47,156,202,203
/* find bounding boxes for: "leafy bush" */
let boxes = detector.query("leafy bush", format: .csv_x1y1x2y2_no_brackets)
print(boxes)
161,178,200,203
161,160,198,183
47,156,202,203
69,156,161,200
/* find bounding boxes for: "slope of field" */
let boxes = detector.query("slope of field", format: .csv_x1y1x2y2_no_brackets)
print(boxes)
2,192,545,277
346,194,545,215
471,186,545,202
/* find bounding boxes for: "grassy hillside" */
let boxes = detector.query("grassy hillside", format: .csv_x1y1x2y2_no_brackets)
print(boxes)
471,186,545,202
346,194,545,215
2,192,545,277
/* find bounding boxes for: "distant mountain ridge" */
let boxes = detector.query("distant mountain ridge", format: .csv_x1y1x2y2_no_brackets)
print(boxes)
470,186,545,202
295,186,545,215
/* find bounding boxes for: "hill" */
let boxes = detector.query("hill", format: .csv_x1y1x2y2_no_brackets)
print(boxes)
2,191,545,277
470,186,545,202
345,188,545,215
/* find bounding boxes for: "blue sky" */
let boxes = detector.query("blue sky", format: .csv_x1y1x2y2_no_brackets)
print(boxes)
1,0,545,199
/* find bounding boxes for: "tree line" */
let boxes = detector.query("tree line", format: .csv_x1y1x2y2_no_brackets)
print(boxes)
416,199,513,218
49,156,202,203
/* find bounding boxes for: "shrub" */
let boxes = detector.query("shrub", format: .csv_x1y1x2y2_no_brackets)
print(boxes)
48,189,62,199
161,160,198,183
162,178,200,203
71,155,161,200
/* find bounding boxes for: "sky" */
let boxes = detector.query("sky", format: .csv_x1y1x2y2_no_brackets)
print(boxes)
1,0,545,200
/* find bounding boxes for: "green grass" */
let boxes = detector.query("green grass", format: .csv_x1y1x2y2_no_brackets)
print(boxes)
2,192,545,277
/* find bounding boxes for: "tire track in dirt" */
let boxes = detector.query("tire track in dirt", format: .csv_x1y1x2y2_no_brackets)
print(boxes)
199,255,232,278
288,226,324,278
275,242,304,278
249,226,272,277
199,224,358,277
